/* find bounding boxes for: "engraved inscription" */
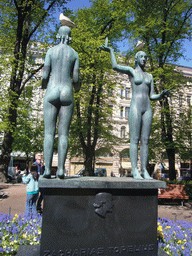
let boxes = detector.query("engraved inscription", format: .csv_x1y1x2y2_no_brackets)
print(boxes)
43,244,154,255
93,192,113,218
108,244,154,254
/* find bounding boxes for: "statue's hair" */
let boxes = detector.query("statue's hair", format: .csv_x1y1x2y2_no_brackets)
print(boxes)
134,51,147,68
56,26,72,44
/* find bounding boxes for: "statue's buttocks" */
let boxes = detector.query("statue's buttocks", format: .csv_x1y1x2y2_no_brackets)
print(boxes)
45,85,73,106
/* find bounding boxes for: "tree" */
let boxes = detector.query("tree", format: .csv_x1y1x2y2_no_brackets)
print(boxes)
12,84,44,171
0,0,69,179
124,0,192,180
68,0,129,175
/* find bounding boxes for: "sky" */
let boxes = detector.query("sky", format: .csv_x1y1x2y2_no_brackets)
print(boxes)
65,0,192,68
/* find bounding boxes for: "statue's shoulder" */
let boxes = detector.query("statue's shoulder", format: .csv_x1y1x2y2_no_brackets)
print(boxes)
147,72,153,81
70,46,78,57
46,46,54,55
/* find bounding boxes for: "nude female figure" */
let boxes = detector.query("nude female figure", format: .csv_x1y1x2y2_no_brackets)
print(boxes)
102,38,170,179
41,26,80,179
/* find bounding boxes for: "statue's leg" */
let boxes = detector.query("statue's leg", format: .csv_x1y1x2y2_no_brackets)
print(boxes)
129,108,143,180
56,103,73,179
140,110,153,180
43,100,58,178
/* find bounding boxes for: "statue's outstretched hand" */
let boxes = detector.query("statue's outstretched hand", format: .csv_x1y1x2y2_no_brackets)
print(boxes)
100,37,111,52
163,89,172,97
161,89,171,98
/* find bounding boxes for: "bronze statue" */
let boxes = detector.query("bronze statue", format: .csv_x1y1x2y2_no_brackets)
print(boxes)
41,24,80,179
101,38,170,179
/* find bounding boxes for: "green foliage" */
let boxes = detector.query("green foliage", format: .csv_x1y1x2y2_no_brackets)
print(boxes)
127,0,192,64
12,84,44,156
67,0,129,173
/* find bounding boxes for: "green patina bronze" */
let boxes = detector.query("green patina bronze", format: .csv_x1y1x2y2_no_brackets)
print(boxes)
41,26,80,179
101,38,170,180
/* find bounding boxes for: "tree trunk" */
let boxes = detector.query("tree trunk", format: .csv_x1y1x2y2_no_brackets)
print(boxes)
83,147,95,176
0,98,18,178
167,148,176,180
160,96,176,180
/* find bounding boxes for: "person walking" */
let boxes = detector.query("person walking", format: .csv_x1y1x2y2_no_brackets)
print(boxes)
22,164,39,216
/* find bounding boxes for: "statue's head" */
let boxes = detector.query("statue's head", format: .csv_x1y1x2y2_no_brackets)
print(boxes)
134,51,148,68
93,193,113,218
56,26,72,44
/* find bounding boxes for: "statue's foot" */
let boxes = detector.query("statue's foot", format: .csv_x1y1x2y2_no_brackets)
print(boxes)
56,169,65,179
43,169,51,179
141,169,153,180
131,169,143,180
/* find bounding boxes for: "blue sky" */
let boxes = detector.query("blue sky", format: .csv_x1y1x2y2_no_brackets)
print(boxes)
65,0,192,68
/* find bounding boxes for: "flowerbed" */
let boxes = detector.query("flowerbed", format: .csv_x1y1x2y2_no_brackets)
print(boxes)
0,213,42,255
0,213,192,255
158,217,192,255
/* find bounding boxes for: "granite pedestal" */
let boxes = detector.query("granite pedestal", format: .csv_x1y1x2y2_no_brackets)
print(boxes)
38,177,166,256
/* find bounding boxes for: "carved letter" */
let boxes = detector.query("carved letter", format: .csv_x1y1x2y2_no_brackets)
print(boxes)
142,245,148,251
127,246,134,253
65,249,72,256
72,249,79,256
80,249,86,256
90,248,96,256
120,246,127,253
59,250,65,256
43,251,50,256
149,244,154,251
97,248,104,255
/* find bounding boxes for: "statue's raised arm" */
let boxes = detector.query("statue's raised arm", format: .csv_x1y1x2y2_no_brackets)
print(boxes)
101,38,134,76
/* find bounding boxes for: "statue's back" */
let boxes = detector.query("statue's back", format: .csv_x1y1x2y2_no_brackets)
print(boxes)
48,44,77,87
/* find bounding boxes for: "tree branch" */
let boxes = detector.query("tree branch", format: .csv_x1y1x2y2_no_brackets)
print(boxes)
20,64,44,93
13,0,19,11
101,18,115,35
163,7,192,63
28,0,57,41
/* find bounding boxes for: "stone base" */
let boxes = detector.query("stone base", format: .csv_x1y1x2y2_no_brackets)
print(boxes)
17,245,168,256
38,177,166,256
17,245,40,256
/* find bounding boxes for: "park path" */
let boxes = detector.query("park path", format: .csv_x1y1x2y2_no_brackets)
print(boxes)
0,183,26,216
0,183,192,223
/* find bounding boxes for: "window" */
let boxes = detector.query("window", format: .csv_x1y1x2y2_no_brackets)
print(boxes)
125,107,129,119
179,94,182,106
125,88,130,99
120,106,123,118
121,89,124,98
121,126,126,138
